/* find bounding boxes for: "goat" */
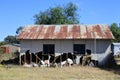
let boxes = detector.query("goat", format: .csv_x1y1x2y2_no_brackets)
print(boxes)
44,60,50,67
23,62,32,68
67,58,73,66
39,60,50,67
31,62,39,67
60,58,74,67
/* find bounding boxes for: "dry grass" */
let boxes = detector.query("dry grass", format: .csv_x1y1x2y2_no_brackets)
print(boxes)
0,65,120,80
115,57,120,65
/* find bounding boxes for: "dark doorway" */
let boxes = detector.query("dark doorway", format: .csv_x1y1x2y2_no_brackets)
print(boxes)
43,44,55,54
73,44,85,54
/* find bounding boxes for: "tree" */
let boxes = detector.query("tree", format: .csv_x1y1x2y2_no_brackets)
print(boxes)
110,23,120,42
16,26,23,35
3,26,23,44
4,35,19,44
34,2,79,24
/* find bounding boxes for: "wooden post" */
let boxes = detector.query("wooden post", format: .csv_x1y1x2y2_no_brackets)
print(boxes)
53,54,55,63
19,53,21,65
66,53,68,59
30,54,32,63
72,54,75,64
42,53,44,60
94,36,97,66
60,54,62,68
36,54,38,63
24,53,26,63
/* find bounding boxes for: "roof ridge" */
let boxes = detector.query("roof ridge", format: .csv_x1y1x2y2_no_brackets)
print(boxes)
24,24,109,27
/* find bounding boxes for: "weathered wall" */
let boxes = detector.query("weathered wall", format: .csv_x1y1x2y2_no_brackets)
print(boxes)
112,43,120,55
20,39,111,65
1,44,20,53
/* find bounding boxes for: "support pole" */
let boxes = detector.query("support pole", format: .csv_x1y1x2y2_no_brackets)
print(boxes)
24,53,26,63
94,37,97,66
30,53,32,63
36,53,38,63
42,52,44,60
60,54,62,68
19,53,21,65
66,53,68,59
94,38,96,55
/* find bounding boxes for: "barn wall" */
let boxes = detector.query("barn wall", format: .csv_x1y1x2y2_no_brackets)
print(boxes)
20,39,112,65
90,40,112,65
20,40,31,53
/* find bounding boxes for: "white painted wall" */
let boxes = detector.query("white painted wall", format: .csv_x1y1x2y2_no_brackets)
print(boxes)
112,43,120,55
20,39,112,65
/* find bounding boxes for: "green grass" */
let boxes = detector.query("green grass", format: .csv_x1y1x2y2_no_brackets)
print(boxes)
0,65,120,80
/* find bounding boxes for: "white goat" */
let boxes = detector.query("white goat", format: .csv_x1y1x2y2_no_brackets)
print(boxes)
31,62,39,67
23,63,32,68
61,61,67,67
40,60,50,67
67,58,73,66
44,60,50,67
60,58,73,67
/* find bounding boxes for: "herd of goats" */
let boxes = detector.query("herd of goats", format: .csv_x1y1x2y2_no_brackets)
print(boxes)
1,49,97,68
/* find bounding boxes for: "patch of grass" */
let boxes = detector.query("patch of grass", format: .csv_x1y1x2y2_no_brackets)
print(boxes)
0,66,120,80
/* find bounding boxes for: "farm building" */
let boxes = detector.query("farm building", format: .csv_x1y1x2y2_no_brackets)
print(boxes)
0,44,20,54
17,24,114,66
111,43,120,56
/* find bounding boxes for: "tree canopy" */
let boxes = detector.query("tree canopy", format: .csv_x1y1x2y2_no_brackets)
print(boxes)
4,35,19,44
2,26,24,44
2,2,79,44
110,23,120,42
16,26,23,35
34,2,79,24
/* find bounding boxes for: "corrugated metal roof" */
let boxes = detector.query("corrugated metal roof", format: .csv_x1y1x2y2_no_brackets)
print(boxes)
17,24,114,40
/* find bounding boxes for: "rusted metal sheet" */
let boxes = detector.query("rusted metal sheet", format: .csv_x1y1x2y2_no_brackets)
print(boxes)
72,25,80,39
17,24,114,40
80,25,87,39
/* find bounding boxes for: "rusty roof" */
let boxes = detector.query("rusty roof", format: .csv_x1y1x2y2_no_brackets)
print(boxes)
17,24,114,40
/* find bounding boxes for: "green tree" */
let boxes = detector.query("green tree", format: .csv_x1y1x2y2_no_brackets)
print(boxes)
3,26,23,44
4,35,19,44
16,26,23,35
34,2,79,24
110,23,120,42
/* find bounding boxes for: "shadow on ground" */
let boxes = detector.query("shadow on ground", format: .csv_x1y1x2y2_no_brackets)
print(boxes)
98,53,120,75
99,65,120,75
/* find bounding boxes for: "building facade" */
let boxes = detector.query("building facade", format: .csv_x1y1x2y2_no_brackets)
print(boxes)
17,24,114,65
0,44,20,54
112,43,120,56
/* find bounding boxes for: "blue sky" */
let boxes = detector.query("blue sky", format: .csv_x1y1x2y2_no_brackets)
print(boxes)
0,0,120,41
